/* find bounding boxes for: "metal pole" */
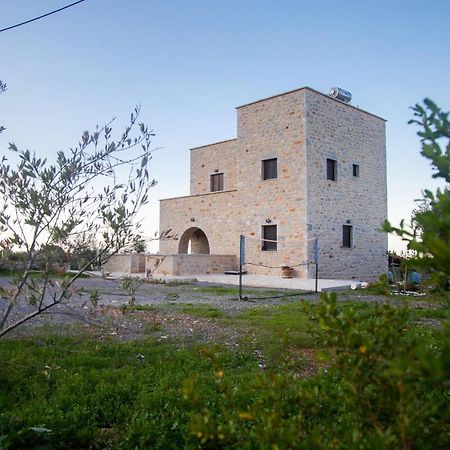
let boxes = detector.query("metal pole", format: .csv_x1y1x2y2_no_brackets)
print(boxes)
315,263,319,293
313,238,319,293
239,234,243,300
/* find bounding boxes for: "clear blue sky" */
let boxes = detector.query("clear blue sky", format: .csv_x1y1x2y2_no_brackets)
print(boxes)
1,0,449,252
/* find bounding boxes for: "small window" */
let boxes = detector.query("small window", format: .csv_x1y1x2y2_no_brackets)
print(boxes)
210,173,224,192
353,164,360,177
262,225,277,251
327,158,337,181
262,158,277,180
343,225,353,248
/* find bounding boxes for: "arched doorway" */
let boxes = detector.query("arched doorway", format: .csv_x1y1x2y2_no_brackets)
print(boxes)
178,227,210,254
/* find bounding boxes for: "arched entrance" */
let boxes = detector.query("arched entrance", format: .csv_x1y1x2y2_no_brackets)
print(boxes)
178,227,210,254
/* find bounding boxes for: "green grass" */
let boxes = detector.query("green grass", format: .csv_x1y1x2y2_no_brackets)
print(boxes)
192,285,288,297
126,304,157,312
0,269,92,279
1,293,449,449
173,303,225,318
0,336,264,449
192,286,242,296
408,306,450,320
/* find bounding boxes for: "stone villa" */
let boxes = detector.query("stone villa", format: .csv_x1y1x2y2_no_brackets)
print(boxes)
156,86,387,280
104,86,387,280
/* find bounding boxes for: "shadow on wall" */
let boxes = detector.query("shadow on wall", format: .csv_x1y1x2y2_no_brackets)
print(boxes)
178,227,210,254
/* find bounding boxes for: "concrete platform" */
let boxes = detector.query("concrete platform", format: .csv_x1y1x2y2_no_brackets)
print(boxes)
97,271,362,292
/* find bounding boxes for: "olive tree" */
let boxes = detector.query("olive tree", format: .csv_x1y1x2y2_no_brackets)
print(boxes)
0,91,156,336
0,80,6,134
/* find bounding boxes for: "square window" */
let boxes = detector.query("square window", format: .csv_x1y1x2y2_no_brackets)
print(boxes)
210,173,223,192
353,164,360,177
262,158,277,180
343,225,353,248
262,225,277,251
327,158,337,181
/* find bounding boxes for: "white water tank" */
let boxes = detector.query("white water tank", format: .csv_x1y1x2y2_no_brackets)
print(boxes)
329,87,352,104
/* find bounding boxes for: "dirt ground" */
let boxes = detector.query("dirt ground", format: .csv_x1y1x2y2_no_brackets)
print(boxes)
0,277,301,342
0,276,443,344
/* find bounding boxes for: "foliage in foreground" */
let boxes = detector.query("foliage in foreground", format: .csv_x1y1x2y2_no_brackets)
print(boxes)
0,88,156,336
384,99,450,289
1,294,449,449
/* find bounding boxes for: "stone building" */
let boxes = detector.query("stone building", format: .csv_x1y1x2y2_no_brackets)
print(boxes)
159,86,387,280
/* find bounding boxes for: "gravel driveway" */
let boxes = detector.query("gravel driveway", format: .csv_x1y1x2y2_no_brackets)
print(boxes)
0,276,316,343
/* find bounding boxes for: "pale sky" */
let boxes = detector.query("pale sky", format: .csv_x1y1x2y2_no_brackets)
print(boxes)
1,0,449,253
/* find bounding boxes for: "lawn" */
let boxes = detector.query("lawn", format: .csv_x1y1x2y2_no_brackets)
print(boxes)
1,288,449,449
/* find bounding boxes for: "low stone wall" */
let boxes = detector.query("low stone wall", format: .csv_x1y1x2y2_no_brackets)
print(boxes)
152,254,237,276
103,253,237,276
145,255,173,275
102,254,146,273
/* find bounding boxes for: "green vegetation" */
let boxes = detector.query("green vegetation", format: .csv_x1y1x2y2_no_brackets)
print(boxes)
384,99,450,290
1,293,449,449
0,82,157,337
1,95,449,448
192,286,246,296
0,269,92,279
174,303,225,318
193,285,290,298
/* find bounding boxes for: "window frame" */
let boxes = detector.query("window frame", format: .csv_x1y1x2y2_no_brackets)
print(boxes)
342,225,353,248
326,158,337,181
352,163,360,177
210,172,224,192
261,224,277,251
262,158,278,181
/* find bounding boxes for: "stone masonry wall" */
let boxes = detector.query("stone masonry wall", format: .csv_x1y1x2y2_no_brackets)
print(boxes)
102,254,146,273
159,190,240,256
152,254,236,276
235,90,308,277
304,89,387,280
158,87,387,281
190,139,237,195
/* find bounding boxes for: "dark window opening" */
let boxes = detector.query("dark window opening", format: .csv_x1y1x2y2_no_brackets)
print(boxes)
262,225,277,251
210,173,224,192
353,164,360,177
327,158,337,181
343,225,353,248
262,158,278,180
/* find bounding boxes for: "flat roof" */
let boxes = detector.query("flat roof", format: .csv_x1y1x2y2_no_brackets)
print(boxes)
190,138,237,151
236,86,386,122
160,189,238,202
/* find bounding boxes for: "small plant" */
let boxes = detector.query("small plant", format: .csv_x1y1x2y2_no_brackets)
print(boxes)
367,273,391,295
144,320,163,334
165,291,179,302
120,276,140,305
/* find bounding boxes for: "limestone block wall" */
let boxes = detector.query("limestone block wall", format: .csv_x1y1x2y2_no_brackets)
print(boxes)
304,89,387,280
145,254,171,275
159,190,239,256
235,90,309,277
158,87,388,281
102,254,146,273
190,139,237,195
152,254,236,276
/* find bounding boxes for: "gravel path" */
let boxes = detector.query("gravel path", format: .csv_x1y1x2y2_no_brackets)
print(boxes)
0,277,316,342
1,276,442,342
